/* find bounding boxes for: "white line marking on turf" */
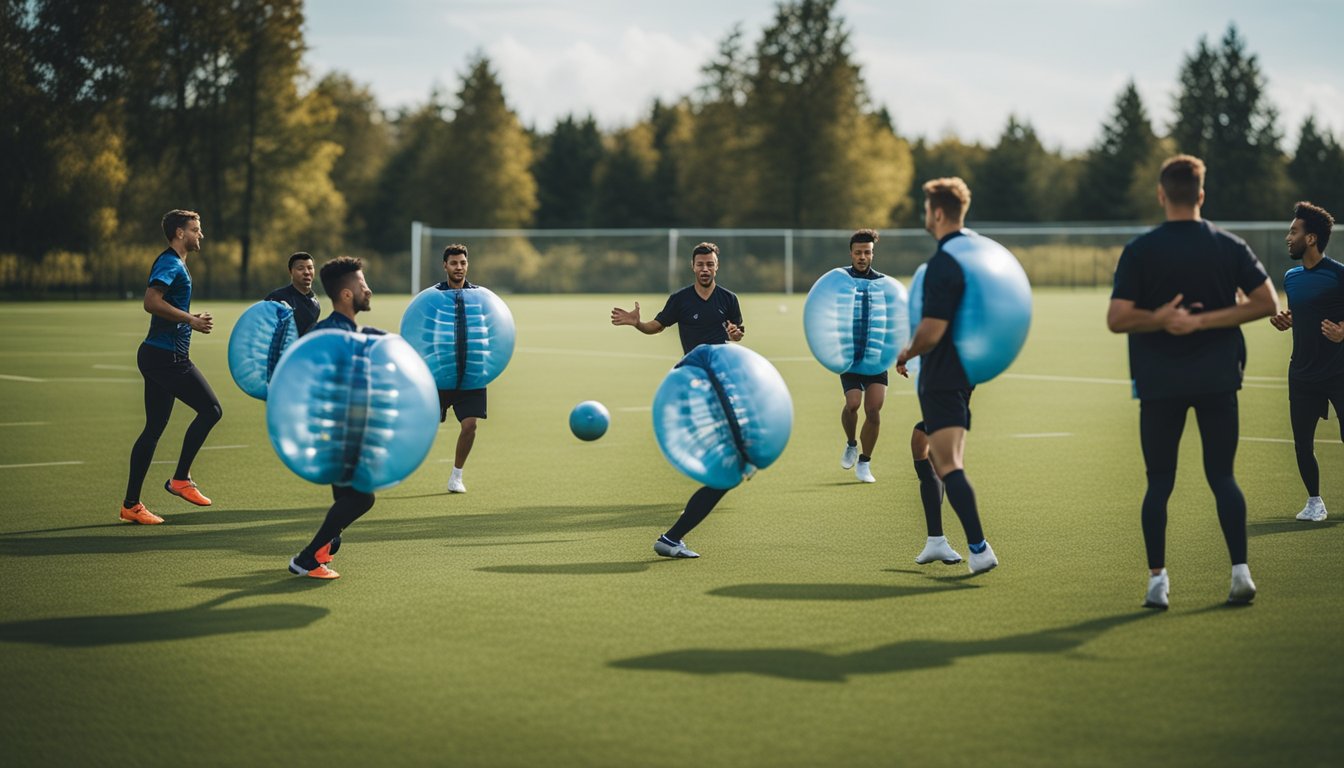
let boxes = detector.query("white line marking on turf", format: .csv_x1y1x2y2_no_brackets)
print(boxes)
0,422,48,427
617,406,651,412
92,364,138,371
201,445,248,450
48,377,141,383
1001,373,1129,385
0,461,84,469
0,374,44,382
1012,432,1073,438
1242,436,1342,445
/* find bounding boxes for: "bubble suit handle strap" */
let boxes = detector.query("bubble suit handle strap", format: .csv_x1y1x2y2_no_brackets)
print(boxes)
678,346,750,472
336,335,377,487
852,286,871,370
266,307,294,384
453,290,468,387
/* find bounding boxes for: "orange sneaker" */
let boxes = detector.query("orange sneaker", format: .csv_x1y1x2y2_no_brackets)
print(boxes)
119,503,164,525
314,535,342,565
289,557,339,580
165,478,212,506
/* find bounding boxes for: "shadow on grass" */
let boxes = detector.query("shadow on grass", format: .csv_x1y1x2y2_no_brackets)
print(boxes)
610,611,1154,682
0,570,330,647
478,561,664,575
0,504,673,559
1247,519,1340,537
707,582,976,601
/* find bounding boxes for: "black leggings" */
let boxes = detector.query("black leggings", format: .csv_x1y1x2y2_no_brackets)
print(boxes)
1138,392,1247,570
299,485,376,562
1289,383,1344,497
665,486,729,541
124,344,222,506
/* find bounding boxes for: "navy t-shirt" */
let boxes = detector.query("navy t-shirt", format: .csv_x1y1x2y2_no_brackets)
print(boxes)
655,285,744,355
846,266,886,281
1283,256,1344,383
435,280,478,291
918,232,971,394
265,284,321,336
144,249,193,356
1111,220,1269,400
311,312,385,336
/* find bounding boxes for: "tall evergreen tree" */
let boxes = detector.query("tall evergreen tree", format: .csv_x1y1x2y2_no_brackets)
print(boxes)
592,124,660,227
1072,81,1158,221
533,114,603,227
314,73,393,250
1287,116,1344,220
975,116,1052,222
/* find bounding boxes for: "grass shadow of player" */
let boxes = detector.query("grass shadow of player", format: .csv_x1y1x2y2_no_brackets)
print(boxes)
609,611,1153,682
1246,519,1339,537
0,504,673,559
478,561,663,575
0,570,329,647
706,582,977,601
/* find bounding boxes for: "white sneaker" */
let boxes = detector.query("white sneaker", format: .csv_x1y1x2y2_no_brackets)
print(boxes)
915,536,963,565
841,443,859,470
967,541,997,574
447,475,466,493
1296,496,1327,522
1228,565,1256,605
1143,569,1169,610
855,460,876,483
653,537,699,558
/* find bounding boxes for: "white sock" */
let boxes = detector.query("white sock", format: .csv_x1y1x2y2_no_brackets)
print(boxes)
1309,496,1323,504
1231,563,1251,579
927,535,947,544
451,467,463,480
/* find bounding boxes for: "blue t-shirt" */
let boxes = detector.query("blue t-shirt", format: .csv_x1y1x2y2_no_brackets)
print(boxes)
918,232,971,394
1111,220,1269,400
144,249,193,356
654,284,744,355
1284,255,1344,383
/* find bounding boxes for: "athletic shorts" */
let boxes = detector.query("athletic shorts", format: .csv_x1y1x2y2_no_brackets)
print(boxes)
439,388,487,423
841,371,888,392
917,388,973,434
1289,375,1344,421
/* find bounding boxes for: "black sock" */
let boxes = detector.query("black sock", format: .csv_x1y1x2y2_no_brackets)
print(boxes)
665,486,729,541
914,459,944,537
847,439,857,447
858,454,871,463
942,469,984,545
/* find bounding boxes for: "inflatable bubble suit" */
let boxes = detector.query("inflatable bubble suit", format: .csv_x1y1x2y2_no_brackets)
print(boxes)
652,344,793,490
266,329,439,493
228,300,298,400
400,285,516,390
908,229,1032,384
803,268,910,375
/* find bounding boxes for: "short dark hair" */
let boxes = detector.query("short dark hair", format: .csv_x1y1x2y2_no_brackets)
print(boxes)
850,229,879,247
320,256,364,300
1159,155,1205,207
1295,201,1335,252
922,178,971,220
288,251,313,269
443,244,468,261
161,210,200,242
691,242,719,259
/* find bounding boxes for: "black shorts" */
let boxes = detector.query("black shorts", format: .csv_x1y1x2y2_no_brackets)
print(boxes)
1289,375,1344,421
841,371,888,393
439,388,487,423
917,388,973,434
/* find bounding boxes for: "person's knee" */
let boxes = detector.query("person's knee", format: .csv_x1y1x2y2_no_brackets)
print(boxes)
863,405,882,423
1144,471,1176,495
460,418,478,437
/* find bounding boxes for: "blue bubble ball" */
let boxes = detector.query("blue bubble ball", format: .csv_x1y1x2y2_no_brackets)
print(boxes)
652,344,793,490
400,285,515,390
228,300,298,400
908,230,1032,384
803,268,910,375
266,329,439,493
569,400,610,441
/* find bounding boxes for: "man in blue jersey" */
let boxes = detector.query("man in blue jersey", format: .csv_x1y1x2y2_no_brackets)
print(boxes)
610,242,745,558
118,210,222,524
435,244,487,494
896,179,994,574
1269,201,1341,523
838,229,888,484
289,256,384,579
264,252,321,336
1107,155,1278,609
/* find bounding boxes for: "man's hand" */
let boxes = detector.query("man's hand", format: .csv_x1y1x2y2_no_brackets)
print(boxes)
895,347,912,378
1324,318,1344,343
1269,309,1293,331
611,302,641,327
190,312,214,334
725,321,744,342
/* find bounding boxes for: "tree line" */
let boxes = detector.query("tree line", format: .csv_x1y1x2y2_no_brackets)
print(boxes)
2,0,1341,296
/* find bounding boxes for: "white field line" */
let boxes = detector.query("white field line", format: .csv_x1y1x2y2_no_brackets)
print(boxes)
92,364,138,371
0,374,44,382
0,461,84,469
1242,436,1342,445
0,422,49,427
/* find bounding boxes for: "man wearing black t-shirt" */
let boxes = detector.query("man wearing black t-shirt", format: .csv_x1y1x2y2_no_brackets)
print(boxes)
436,244,488,494
611,242,745,558
838,228,889,484
264,252,321,336
896,178,995,574
1269,201,1342,522
1107,154,1278,609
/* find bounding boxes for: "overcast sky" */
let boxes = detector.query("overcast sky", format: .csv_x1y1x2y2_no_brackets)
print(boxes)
304,0,1343,153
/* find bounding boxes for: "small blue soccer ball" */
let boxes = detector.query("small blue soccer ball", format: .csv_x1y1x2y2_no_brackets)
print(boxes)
569,401,610,441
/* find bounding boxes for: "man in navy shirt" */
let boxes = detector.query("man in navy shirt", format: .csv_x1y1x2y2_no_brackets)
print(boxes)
435,244,488,494
896,178,994,574
1269,201,1342,522
838,228,888,484
1107,155,1278,609
118,210,222,525
289,256,384,580
264,252,321,335
610,242,746,559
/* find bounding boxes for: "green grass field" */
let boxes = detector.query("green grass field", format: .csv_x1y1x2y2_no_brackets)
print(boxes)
1,290,1340,767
